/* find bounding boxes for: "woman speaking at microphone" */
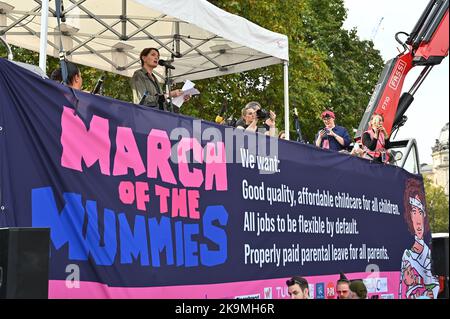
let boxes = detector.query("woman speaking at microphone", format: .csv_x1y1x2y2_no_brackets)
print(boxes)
130,48,189,110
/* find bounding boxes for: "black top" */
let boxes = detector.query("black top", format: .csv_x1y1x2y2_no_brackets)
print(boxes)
362,131,392,151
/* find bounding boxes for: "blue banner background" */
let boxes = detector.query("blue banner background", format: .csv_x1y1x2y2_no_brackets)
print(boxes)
0,59,428,290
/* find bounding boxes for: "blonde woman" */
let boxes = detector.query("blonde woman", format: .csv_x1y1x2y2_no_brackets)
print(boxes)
361,114,391,163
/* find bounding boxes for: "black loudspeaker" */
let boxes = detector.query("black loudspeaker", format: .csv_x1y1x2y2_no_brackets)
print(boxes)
431,235,449,276
0,227,50,299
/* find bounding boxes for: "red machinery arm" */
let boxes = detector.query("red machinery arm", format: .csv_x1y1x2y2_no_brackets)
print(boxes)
356,0,449,140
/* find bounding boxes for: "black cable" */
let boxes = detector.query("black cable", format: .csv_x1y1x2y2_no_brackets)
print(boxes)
395,31,410,54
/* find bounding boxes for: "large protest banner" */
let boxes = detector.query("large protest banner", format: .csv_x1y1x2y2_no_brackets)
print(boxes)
0,59,439,299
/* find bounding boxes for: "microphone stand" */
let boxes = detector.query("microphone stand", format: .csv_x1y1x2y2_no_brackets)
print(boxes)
99,76,105,96
164,62,174,113
91,74,105,95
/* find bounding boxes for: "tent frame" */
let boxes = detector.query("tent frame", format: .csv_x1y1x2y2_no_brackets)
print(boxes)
1,0,290,139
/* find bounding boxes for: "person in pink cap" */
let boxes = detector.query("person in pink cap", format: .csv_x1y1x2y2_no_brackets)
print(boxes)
314,110,351,151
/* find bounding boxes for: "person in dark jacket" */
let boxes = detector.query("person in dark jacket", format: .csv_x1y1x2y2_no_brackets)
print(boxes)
315,110,351,152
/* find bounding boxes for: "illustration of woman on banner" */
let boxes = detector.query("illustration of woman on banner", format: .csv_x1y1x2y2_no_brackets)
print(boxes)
399,178,439,299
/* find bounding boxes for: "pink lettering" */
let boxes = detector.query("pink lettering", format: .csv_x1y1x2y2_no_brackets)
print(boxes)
178,138,204,188
188,190,200,220
155,185,170,214
113,127,145,176
171,188,188,218
61,106,110,174
205,142,228,191
118,181,135,205
60,108,229,192
147,130,176,184
135,182,150,211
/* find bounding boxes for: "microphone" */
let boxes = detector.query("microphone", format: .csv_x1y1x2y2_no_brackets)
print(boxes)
215,99,227,123
219,99,227,116
139,91,149,105
158,59,175,70
91,75,105,95
156,93,166,110
215,115,224,124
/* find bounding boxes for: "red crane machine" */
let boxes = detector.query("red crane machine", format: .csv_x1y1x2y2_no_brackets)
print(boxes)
355,0,449,172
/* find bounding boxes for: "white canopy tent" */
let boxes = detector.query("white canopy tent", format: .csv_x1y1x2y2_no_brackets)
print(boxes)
0,0,291,137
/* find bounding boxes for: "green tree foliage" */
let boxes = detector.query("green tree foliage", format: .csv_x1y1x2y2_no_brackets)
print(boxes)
79,66,132,102
0,45,133,101
2,0,384,143
424,178,449,233
202,0,333,141
302,0,385,134
200,0,384,142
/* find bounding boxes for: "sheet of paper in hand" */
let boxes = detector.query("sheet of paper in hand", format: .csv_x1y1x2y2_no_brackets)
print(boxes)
172,80,200,107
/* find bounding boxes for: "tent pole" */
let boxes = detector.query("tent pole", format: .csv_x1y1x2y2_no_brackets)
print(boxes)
39,0,50,72
283,60,290,140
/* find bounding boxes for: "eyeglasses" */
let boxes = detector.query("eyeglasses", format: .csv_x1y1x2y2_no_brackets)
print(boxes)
322,117,332,120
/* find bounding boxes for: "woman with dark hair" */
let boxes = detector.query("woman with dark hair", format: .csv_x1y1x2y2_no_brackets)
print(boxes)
399,178,439,299
66,62,82,90
349,280,367,299
50,61,82,90
130,48,186,110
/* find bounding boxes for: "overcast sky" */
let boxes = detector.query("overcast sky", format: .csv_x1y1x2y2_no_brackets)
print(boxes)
343,0,449,164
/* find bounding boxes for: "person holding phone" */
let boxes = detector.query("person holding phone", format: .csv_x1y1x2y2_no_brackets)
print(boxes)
361,113,391,163
315,110,351,151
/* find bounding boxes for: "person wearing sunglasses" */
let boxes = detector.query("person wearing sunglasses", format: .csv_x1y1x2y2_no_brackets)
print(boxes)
336,272,351,299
